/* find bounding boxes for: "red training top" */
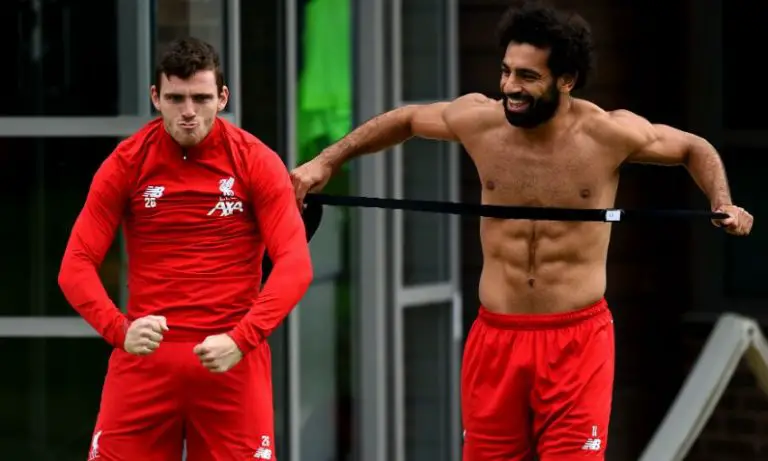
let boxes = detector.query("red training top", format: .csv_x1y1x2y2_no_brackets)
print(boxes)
58,117,313,354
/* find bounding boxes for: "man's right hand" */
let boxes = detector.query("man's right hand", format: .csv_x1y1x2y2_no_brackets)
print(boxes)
124,315,169,356
290,157,334,210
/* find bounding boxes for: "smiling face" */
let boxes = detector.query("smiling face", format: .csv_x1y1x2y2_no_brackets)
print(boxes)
151,70,228,147
499,42,563,129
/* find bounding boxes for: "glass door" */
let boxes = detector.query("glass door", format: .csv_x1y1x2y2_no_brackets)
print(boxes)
390,0,462,460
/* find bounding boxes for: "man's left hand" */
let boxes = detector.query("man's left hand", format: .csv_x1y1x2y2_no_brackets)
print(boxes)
713,204,754,236
193,334,243,373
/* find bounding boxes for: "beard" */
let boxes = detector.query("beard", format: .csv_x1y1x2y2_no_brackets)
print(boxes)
502,82,561,128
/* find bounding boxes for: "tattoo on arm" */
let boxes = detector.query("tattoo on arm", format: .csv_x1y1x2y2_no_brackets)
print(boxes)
320,108,414,169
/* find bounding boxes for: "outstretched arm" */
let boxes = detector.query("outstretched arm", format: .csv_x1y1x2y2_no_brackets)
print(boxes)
611,110,752,235
316,101,458,171
290,93,487,204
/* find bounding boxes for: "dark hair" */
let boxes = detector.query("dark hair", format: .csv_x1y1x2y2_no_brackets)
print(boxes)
496,0,594,91
155,37,225,92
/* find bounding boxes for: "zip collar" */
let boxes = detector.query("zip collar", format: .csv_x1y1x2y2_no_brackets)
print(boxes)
159,117,224,161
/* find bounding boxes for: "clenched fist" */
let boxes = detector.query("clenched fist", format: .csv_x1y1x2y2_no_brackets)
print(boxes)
713,204,754,236
124,315,169,356
290,157,334,209
193,334,243,373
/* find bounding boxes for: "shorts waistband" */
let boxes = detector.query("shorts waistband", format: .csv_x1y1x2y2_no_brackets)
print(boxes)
124,325,222,343
478,298,609,330
160,330,211,343
125,314,235,343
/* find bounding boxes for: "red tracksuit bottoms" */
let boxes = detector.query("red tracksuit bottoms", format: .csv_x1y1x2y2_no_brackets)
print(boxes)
87,341,275,461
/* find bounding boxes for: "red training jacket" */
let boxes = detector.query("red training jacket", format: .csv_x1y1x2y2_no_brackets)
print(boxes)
58,117,313,354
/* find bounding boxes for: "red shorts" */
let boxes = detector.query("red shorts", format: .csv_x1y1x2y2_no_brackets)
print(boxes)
87,340,275,461
461,299,614,461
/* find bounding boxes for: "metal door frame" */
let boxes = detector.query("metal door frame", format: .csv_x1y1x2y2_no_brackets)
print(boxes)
390,0,462,458
354,0,392,460
284,0,302,460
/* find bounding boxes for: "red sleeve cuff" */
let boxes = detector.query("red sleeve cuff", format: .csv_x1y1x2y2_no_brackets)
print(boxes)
108,316,130,350
228,328,262,355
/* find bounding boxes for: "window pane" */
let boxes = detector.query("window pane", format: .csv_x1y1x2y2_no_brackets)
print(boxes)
295,0,354,458
240,0,290,455
298,277,343,459
723,3,768,130
402,139,451,285
266,324,289,458
2,1,121,115
722,148,766,297
154,0,228,75
241,0,283,155
0,337,111,460
0,137,123,316
404,303,453,460
401,0,447,100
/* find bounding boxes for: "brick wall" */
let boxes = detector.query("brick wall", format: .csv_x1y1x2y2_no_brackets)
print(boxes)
457,0,768,460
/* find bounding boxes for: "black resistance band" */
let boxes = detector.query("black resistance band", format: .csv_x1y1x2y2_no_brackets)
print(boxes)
304,193,727,224
261,193,728,281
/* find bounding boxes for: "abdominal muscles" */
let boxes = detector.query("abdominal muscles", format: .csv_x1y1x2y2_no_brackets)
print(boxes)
478,217,611,314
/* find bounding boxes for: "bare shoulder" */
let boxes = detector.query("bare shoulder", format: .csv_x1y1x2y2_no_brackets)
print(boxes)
580,105,657,153
607,108,655,135
443,92,502,133
445,92,497,116
450,92,496,107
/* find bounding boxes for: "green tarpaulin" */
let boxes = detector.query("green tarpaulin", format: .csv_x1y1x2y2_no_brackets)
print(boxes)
297,0,352,166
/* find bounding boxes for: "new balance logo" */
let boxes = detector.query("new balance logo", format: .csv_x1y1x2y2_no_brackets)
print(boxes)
581,425,602,451
143,186,165,208
208,177,243,217
253,447,272,459
582,438,601,451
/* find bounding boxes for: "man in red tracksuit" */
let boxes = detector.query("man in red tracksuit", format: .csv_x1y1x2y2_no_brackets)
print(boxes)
58,37,313,461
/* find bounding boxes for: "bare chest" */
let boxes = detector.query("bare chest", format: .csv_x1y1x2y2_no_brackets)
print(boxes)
469,132,619,208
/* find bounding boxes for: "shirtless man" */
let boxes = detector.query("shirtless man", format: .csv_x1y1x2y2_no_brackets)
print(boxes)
290,2,753,460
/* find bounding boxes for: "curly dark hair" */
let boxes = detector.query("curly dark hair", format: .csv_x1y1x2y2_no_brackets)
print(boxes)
155,37,225,93
496,0,594,91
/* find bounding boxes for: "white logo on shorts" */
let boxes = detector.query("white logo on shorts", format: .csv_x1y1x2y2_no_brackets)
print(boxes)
88,430,102,460
254,447,272,459
254,435,273,459
581,425,602,451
